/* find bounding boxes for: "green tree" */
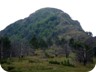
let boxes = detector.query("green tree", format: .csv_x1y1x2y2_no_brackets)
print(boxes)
30,36,39,49
38,38,48,50
69,39,94,66
60,38,70,58
0,37,11,59
30,35,49,50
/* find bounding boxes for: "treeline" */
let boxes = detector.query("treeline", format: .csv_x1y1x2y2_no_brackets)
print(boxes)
0,37,34,60
0,36,52,59
0,35,96,66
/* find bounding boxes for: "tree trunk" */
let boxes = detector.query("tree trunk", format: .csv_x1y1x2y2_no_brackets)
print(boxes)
83,49,87,66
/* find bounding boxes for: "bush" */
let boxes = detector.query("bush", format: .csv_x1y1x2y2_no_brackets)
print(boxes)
29,60,35,63
0,60,10,64
49,59,75,67
7,66,14,71
49,60,60,65
61,59,75,67
45,52,54,58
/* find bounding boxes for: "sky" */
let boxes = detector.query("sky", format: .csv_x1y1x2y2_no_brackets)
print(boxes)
0,0,96,36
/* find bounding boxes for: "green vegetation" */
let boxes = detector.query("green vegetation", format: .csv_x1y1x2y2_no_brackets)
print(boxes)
0,37,11,59
0,7,84,42
1,56,95,72
0,7,96,72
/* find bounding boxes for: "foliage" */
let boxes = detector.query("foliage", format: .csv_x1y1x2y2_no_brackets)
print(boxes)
0,59,10,64
61,59,75,67
30,36,48,49
7,66,14,71
49,60,60,65
0,8,84,44
69,38,95,65
30,36,39,49
0,37,11,59
1,56,95,72
45,52,54,58
0,8,95,69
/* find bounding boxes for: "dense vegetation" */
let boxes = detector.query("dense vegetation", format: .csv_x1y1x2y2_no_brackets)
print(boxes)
0,8,84,41
0,7,96,72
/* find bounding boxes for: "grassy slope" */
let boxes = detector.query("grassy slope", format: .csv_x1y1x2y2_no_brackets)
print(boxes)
1,55,95,72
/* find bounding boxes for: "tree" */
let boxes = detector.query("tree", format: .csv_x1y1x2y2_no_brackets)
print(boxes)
46,38,53,48
38,38,48,50
60,38,70,58
86,32,93,36
0,37,3,59
69,39,94,66
0,37,11,59
30,36,39,49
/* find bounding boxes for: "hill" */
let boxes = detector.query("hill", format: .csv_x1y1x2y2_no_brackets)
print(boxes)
0,7,87,42
0,7,96,72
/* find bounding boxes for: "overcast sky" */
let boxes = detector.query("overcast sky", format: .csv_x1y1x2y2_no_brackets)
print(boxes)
0,0,96,36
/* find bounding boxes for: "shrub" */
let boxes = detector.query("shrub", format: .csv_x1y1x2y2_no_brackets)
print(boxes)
7,66,14,71
45,52,54,58
49,60,60,65
29,60,35,63
0,60,10,64
61,59,75,67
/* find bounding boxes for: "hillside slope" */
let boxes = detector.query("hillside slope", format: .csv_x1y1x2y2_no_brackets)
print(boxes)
0,7,87,42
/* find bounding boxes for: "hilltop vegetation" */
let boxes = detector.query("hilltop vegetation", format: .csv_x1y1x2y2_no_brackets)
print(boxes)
0,8,84,41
